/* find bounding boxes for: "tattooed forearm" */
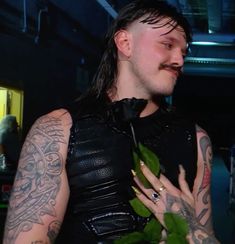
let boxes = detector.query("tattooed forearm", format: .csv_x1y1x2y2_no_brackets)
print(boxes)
199,136,212,165
195,127,213,232
197,129,212,195
196,188,210,223
197,205,213,233
198,164,211,196
4,115,66,243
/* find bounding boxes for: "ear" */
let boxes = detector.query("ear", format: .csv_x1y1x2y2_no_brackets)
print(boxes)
114,29,132,58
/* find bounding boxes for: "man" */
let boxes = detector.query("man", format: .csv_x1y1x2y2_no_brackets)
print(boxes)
3,0,218,243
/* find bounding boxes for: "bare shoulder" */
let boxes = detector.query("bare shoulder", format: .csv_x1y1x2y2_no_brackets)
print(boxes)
35,108,72,128
29,108,72,142
195,124,210,137
47,108,72,123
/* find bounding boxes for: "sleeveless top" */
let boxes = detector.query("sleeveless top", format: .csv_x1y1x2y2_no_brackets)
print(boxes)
56,98,197,244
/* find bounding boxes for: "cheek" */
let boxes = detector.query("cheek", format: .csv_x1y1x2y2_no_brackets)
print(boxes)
132,36,154,59
145,47,167,67
132,47,159,67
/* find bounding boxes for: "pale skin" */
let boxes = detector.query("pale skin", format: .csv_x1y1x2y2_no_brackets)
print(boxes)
3,109,72,244
111,17,186,116
3,16,217,243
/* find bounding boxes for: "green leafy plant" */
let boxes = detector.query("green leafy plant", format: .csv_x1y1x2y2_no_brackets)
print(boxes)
114,143,189,244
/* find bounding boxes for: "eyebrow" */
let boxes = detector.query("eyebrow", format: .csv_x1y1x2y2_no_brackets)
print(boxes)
160,36,188,54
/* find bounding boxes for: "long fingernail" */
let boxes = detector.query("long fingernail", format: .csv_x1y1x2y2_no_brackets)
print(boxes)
140,160,145,167
179,164,186,177
131,186,141,195
131,169,136,177
179,164,185,172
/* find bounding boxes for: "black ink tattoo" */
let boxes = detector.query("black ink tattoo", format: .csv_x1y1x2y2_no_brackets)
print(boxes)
199,135,212,165
197,208,209,222
165,193,219,243
47,220,61,243
196,128,213,232
4,116,66,243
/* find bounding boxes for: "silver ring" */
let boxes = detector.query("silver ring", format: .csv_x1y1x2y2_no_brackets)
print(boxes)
151,191,160,203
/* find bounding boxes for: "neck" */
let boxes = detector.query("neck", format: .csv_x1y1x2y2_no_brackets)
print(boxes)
140,100,159,117
108,61,160,117
109,92,159,118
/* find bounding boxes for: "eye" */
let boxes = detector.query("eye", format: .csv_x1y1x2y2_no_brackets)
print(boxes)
163,42,173,49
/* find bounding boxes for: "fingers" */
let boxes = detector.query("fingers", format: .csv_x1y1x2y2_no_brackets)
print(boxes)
132,186,165,225
132,162,196,230
132,164,164,207
133,171,162,204
139,161,167,194
139,161,180,198
133,162,194,205
158,174,180,195
178,164,194,202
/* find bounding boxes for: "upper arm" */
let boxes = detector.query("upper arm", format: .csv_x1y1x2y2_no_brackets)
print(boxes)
3,109,72,244
193,125,213,233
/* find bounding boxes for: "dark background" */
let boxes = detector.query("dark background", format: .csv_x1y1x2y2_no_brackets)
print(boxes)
0,0,235,242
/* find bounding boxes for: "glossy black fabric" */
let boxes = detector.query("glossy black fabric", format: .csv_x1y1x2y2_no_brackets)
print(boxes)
56,99,197,243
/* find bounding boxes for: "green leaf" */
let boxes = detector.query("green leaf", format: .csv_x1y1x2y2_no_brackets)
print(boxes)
138,143,161,177
114,231,145,244
132,143,161,188
166,233,188,244
129,145,189,244
143,218,162,242
164,212,189,237
129,197,151,217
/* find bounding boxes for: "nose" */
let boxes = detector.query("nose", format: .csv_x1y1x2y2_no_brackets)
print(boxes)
171,48,184,67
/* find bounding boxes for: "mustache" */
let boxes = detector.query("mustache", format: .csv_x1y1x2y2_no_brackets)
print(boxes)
159,64,183,76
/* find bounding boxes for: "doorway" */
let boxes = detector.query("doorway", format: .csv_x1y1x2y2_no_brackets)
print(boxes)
0,86,24,131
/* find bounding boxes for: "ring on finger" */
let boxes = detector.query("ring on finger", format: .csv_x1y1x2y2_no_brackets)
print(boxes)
158,185,166,194
151,191,160,204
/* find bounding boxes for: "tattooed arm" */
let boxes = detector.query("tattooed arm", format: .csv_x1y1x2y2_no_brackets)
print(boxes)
3,109,72,244
193,125,214,234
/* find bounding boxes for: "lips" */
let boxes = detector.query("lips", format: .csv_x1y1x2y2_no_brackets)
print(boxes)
164,68,179,78
159,64,182,78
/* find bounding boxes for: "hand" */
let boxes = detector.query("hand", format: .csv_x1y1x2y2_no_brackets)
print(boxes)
132,162,220,243
133,162,195,228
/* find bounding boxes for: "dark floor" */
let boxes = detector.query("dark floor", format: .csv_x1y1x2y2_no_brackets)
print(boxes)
0,153,235,243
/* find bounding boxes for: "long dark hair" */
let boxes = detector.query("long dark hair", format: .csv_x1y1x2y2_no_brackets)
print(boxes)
78,0,192,107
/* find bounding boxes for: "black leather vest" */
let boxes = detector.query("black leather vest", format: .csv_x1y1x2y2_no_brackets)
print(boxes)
57,99,197,243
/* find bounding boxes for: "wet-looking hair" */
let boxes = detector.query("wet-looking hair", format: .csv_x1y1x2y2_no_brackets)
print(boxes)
81,0,192,104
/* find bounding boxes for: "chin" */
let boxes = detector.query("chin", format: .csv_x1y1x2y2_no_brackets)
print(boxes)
159,88,174,96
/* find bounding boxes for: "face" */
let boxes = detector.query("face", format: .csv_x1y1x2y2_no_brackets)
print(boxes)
123,17,187,99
